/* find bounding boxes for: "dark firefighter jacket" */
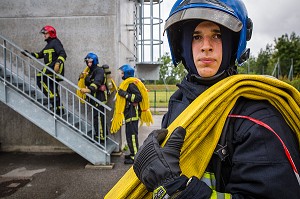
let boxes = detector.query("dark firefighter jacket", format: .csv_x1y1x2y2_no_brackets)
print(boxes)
162,75,300,199
123,82,142,123
32,37,67,79
84,65,107,103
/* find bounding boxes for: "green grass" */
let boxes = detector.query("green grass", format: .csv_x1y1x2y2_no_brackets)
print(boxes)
145,76,300,108
148,91,174,107
145,85,177,108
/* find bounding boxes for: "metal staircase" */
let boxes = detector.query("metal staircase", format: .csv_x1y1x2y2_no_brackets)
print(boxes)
0,34,119,165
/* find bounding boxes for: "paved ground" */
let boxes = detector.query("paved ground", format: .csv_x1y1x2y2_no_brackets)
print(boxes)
0,114,164,199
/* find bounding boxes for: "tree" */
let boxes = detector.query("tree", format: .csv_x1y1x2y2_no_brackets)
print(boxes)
256,44,273,75
156,52,171,84
272,32,300,77
157,52,187,84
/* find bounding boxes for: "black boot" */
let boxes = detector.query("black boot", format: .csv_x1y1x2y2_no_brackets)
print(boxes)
124,155,134,164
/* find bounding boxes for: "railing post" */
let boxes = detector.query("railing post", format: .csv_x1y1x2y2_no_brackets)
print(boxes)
154,90,156,113
3,39,7,102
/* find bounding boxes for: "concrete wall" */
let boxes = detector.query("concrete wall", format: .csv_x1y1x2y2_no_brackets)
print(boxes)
0,0,137,152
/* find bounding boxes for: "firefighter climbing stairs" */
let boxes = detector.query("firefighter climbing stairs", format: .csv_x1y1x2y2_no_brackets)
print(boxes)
0,34,119,165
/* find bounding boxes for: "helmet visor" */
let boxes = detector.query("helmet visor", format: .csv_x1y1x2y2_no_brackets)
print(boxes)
164,7,243,33
40,28,48,34
84,58,93,62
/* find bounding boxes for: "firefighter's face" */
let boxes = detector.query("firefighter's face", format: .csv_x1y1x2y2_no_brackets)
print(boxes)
42,32,50,40
87,60,93,67
119,70,124,78
192,21,222,77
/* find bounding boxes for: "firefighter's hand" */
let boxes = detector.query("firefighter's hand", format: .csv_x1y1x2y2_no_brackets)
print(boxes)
21,50,31,57
80,88,91,94
133,127,188,197
79,73,84,79
54,62,60,73
118,89,128,98
79,72,88,79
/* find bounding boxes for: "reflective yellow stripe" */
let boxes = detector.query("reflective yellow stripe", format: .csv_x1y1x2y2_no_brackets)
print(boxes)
211,190,232,199
132,134,138,155
91,83,98,90
58,56,65,62
131,94,135,102
57,56,65,74
98,115,103,136
201,172,216,189
125,106,139,123
43,49,55,64
201,172,232,199
42,67,47,73
41,81,55,98
33,52,39,58
125,117,139,123
58,63,63,74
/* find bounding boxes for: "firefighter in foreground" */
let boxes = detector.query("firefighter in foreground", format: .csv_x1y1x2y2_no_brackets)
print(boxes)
22,25,67,115
130,0,300,198
79,52,107,141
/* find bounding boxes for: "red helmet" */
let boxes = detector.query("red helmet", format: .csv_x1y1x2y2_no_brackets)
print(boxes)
40,25,57,38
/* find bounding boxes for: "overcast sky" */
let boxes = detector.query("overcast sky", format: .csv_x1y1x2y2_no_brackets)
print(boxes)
160,0,300,57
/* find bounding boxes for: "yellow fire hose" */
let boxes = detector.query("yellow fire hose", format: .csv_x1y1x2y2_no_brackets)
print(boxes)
110,77,153,134
76,66,90,103
77,66,117,103
105,74,300,199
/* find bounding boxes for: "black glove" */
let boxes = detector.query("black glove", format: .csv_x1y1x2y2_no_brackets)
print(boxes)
118,89,128,98
133,127,188,197
21,50,31,57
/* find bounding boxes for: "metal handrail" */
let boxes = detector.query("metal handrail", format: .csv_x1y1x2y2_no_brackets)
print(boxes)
0,34,113,149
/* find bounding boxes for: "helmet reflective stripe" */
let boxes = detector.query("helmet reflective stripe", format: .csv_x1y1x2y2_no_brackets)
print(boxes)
85,58,94,62
164,7,243,33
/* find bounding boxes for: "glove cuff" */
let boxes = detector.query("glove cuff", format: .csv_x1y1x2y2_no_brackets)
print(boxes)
153,175,188,199
177,176,212,198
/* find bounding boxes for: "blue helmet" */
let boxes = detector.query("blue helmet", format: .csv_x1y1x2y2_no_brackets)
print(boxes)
84,52,99,66
119,64,135,79
165,0,253,66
